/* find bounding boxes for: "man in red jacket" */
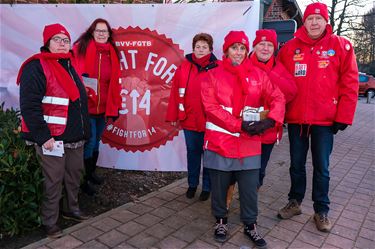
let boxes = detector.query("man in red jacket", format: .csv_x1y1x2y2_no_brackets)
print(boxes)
277,3,359,232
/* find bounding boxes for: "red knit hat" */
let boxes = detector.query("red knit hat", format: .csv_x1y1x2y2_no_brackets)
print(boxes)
303,2,329,22
222,31,249,53
252,29,278,49
43,23,71,45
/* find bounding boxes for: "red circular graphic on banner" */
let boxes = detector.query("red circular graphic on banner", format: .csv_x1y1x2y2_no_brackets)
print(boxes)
101,27,184,152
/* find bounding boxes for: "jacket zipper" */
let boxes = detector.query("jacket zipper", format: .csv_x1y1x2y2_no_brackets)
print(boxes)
67,60,85,138
97,53,102,114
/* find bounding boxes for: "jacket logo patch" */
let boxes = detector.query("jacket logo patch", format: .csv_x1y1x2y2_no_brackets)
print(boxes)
293,53,304,61
319,51,329,59
327,49,335,56
318,60,329,68
294,63,307,77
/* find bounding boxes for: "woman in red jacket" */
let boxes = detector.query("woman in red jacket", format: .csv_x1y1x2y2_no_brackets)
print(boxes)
166,33,218,201
250,29,297,188
201,30,285,247
73,18,121,195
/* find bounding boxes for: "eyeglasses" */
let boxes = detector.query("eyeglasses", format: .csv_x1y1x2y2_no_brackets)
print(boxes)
94,29,109,34
51,36,70,45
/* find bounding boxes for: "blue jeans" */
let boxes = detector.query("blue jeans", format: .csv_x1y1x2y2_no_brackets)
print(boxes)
259,143,275,187
183,129,210,191
288,124,333,214
84,116,106,159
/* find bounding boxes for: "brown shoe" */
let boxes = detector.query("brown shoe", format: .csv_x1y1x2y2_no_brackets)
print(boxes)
313,213,332,232
62,210,91,222
277,199,302,219
44,224,63,239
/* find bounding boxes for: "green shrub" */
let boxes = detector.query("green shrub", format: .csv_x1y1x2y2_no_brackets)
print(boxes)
0,103,43,237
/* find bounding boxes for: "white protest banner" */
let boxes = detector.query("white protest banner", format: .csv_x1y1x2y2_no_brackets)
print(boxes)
0,2,260,171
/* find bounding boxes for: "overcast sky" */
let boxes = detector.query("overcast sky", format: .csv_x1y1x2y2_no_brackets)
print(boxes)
296,0,374,14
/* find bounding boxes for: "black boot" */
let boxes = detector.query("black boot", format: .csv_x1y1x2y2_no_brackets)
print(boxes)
214,217,228,243
89,151,104,185
80,158,96,196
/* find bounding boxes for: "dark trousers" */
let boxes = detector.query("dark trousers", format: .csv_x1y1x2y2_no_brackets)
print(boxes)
184,129,210,191
259,143,275,187
208,168,259,224
35,145,84,226
84,116,106,159
288,124,333,214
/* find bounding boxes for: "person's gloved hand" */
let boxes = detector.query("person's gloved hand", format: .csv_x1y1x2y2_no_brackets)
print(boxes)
242,118,275,135
241,121,253,132
332,122,348,134
106,116,119,123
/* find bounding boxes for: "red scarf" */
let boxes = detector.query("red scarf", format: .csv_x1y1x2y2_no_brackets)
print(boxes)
83,40,121,113
250,52,274,73
221,56,249,116
192,53,211,67
17,52,79,101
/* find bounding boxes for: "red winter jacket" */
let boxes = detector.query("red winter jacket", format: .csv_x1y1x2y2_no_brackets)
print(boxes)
166,53,217,132
278,25,359,126
73,42,121,117
201,58,285,159
250,53,297,144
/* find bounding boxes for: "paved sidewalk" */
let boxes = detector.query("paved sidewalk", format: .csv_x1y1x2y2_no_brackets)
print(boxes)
24,100,374,249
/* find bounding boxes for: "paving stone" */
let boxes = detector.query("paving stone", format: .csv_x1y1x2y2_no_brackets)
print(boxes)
163,199,190,211
326,233,355,249
321,243,342,248
257,215,279,230
113,241,136,249
335,216,362,230
156,235,188,249
144,223,175,239
155,191,178,201
355,236,375,249
47,235,83,249
161,215,189,229
176,207,201,221
341,209,366,222
110,210,139,223
331,224,358,240
76,240,109,249
268,225,297,243
219,242,242,249
262,235,289,249
116,221,146,236
363,219,375,230
134,213,162,227
150,206,176,219
226,231,251,247
91,217,122,232
70,226,104,242
289,239,320,249
142,196,168,208
167,186,186,195
172,221,211,243
126,203,154,215
295,229,325,247
277,219,304,233
126,232,159,248
359,227,375,241
184,239,217,249
97,229,128,247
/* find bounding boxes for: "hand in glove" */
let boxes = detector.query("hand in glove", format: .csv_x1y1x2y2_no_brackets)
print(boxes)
331,122,348,134
242,118,275,135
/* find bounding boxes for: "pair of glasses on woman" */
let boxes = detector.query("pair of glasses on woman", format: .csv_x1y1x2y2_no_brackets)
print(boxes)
51,36,71,45
94,29,109,34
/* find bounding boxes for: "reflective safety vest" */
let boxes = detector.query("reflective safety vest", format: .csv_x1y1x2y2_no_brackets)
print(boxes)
21,59,70,136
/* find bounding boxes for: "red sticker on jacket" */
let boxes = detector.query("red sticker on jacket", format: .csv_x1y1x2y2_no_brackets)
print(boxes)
101,27,184,152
